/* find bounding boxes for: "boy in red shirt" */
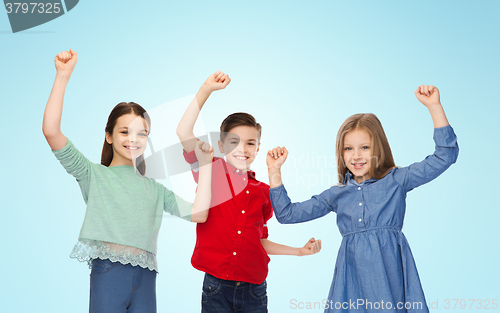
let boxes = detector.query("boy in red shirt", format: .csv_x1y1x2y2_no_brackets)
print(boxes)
177,71,322,313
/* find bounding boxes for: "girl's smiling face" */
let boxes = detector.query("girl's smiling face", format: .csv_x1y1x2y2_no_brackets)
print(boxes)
218,125,260,172
106,113,149,166
343,129,372,183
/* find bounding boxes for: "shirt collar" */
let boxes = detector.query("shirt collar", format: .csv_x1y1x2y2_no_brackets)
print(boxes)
344,171,377,185
223,159,256,179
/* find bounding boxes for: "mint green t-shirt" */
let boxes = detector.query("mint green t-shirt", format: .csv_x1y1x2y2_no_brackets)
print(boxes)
52,138,192,272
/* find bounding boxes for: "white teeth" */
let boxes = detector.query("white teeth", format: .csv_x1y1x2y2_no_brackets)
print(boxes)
125,146,139,150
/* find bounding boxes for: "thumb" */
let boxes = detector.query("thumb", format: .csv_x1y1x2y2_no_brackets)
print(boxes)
69,49,78,61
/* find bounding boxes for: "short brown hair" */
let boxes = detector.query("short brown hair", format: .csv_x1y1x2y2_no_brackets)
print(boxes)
220,112,262,142
335,113,395,183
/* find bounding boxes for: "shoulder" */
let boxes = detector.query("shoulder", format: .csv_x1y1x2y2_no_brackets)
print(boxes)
213,156,225,164
254,179,270,190
380,166,406,186
52,138,99,166
210,156,228,173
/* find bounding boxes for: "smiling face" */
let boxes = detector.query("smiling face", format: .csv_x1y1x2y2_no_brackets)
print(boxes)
218,125,260,172
343,129,372,183
105,113,149,166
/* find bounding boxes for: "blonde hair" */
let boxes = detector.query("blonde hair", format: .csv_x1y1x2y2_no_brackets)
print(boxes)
335,113,395,183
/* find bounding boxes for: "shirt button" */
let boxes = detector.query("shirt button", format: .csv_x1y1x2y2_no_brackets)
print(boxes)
233,252,237,255
236,282,241,286
237,230,241,234
359,203,362,206
242,210,245,214
236,169,239,173
358,218,362,222
246,190,249,194
358,187,361,190
243,178,246,181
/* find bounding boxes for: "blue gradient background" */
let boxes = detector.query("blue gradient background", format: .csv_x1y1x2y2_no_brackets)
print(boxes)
1,1,498,312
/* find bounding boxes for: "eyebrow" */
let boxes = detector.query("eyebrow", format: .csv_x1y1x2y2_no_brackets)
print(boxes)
344,142,371,146
226,137,257,142
118,126,148,132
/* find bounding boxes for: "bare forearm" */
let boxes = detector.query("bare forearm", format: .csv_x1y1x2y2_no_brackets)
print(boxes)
261,238,301,256
42,74,70,136
427,103,449,128
176,84,212,153
191,163,212,223
268,167,283,188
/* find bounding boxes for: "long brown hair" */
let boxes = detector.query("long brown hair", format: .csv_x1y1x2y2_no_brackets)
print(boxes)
335,113,395,183
101,102,151,176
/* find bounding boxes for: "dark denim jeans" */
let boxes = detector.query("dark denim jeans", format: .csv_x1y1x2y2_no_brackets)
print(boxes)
201,273,268,313
89,258,157,313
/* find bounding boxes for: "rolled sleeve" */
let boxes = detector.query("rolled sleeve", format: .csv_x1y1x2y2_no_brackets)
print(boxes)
261,198,273,239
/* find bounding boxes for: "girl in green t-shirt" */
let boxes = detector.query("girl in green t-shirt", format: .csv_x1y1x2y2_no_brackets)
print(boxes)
43,49,213,313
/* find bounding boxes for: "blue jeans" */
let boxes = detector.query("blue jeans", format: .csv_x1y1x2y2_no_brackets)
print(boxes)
201,273,268,313
89,258,157,313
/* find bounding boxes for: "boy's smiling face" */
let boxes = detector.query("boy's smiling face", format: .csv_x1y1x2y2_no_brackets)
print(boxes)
219,125,260,172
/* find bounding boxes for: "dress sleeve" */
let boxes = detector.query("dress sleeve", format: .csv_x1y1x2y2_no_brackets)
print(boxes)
163,186,193,222
269,184,336,224
51,138,92,202
393,125,459,193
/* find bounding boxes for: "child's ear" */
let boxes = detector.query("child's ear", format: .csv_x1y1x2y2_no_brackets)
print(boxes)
256,142,261,154
105,132,112,144
218,140,224,154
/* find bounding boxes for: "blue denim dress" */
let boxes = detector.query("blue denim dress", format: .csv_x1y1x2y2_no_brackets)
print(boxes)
270,125,458,313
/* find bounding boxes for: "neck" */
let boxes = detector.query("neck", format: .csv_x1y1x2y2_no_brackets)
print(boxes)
354,174,371,184
109,156,134,167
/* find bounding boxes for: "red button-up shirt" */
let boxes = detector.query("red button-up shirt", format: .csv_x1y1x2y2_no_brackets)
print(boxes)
183,149,273,284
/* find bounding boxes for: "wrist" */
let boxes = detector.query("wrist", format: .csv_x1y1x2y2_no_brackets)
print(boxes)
200,83,214,94
198,161,213,169
426,102,443,111
268,166,282,173
55,72,71,82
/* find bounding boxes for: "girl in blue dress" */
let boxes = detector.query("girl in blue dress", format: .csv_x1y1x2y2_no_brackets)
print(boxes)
266,85,458,312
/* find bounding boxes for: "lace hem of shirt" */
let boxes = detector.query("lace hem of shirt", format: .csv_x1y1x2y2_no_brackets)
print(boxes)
69,239,158,272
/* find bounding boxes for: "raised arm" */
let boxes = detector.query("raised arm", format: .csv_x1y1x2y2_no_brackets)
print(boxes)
395,85,459,192
190,141,214,223
414,85,449,128
42,49,77,151
267,146,336,224
176,71,231,153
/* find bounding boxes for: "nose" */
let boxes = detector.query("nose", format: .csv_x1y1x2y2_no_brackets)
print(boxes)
128,133,137,143
353,149,363,160
236,142,245,153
